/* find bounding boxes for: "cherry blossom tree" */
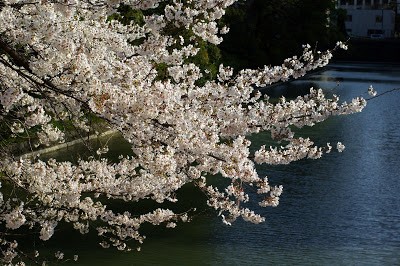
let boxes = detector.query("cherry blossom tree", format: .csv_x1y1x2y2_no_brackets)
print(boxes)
0,0,373,264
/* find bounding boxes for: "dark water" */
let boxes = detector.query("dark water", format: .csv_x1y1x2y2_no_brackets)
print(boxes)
37,63,400,265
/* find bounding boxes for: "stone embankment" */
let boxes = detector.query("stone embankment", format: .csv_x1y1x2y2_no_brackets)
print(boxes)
8,122,118,159
20,129,118,159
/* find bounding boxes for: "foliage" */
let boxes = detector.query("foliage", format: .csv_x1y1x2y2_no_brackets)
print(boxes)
220,0,347,69
0,0,372,264
396,14,400,34
107,4,145,26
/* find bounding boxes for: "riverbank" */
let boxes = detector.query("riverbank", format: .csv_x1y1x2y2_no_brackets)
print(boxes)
20,129,119,159
7,120,118,159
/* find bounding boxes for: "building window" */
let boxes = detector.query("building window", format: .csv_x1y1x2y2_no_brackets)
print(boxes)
357,0,362,5
376,15,383,23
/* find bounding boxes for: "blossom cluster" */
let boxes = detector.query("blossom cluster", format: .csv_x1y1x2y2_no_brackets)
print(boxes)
0,0,369,264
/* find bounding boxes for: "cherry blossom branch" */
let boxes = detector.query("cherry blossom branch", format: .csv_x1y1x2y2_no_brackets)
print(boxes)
366,87,400,101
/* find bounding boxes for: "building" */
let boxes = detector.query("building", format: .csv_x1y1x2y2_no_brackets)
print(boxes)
337,0,398,38
345,9,395,37
338,0,399,12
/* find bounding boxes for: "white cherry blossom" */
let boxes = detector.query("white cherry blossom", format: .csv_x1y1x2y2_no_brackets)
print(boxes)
0,0,371,263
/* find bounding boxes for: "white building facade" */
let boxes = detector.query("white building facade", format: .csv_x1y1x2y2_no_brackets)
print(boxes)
337,0,397,38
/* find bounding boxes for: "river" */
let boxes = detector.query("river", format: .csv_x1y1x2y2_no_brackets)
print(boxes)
37,62,400,265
